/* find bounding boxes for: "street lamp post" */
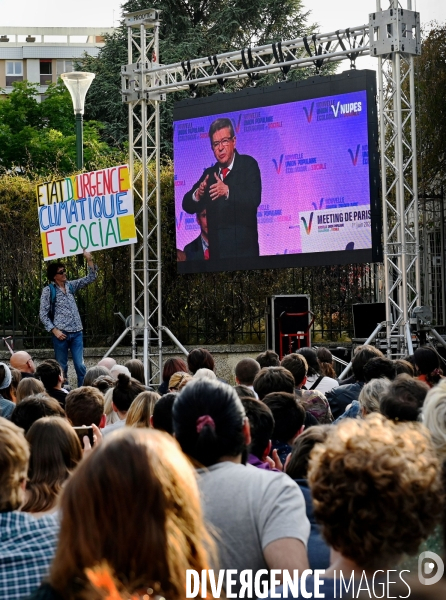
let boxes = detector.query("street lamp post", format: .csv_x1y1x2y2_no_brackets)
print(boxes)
61,72,95,169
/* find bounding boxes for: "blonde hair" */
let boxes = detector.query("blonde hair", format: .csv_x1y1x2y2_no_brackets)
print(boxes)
309,413,442,569
0,417,30,511
169,371,192,391
104,387,119,426
126,391,160,428
358,377,391,415
422,379,446,459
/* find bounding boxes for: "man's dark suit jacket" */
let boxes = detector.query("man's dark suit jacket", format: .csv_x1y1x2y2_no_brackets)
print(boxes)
184,234,205,261
182,151,261,260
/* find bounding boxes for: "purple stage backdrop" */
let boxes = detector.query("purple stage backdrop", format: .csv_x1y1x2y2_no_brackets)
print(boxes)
174,89,371,259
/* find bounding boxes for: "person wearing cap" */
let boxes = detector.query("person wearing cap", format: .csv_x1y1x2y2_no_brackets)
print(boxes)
0,363,16,419
39,250,97,387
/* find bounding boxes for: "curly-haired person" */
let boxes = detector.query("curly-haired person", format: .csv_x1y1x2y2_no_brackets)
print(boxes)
266,413,443,599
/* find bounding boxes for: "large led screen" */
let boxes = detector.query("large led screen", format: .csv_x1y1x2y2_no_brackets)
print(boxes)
174,70,381,274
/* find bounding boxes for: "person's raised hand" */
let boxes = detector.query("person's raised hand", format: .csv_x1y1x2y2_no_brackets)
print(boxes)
196,174,209,200
209,172,228,201
83,249,93,262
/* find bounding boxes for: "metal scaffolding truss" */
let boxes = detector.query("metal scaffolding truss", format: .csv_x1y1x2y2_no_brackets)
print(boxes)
122,1,421,382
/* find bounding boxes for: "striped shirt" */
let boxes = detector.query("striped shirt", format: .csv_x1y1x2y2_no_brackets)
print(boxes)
0,511,59,599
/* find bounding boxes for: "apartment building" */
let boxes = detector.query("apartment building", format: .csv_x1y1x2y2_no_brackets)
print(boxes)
0,27,114,98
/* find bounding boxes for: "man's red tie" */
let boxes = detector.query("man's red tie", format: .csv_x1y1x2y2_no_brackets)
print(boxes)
204,248,210,260
221,168,230,180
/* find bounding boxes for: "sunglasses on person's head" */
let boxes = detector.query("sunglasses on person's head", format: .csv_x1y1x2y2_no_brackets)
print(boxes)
56,269,66,275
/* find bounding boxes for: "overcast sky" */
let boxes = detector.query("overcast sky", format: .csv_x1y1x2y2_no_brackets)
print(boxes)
1,0,444,71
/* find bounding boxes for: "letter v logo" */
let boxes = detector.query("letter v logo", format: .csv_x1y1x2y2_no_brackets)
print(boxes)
331,101,341,117
175,212,184,230
231,114,243,134
272,154,284,174
301,212,314,234
303,102,314,123
348,144,361,166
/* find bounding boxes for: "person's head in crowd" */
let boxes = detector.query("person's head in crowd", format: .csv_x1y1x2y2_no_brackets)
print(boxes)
414,347,443,387
152,392,177,434
0,418,29,512
22,417,82,515
351,345,384,382
253,366,295,400
308,414,442,570
422,380,446,461
124,359,146,385
193,368,217,381
103,387,119,426
91,375,115,394
380,374,429,422
173,379,248,467
83,366,110,387
234,385,256,400
47,429,212,599
112,374,146,416
363,357,397,383
47,261,66,283
162,357,189,385
296,348,320,377
263,392,305,445
235,358,260,387
10,351,36,374
1,367,21,402
11,394,65,433
35,359,63,390
65,386,105,428
126,391,160,428
300,391,333,424
281,353,308,388
169,371,192,392
285,425,331,480
97,357,116,371
358,377,391,416
394,358,415,377
255,350,280,368
16,377,46,403
109,364,132,380
187,348,215,375
316,347,337,379
0,361,12,396
241,398,274,462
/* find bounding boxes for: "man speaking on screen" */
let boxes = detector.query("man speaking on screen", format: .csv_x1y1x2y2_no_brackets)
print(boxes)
182,117,262,261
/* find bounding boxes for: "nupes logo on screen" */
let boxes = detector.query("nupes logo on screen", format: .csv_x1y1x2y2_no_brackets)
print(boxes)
303,102,315,123
231,115,243,134
348,145,361,166
301,212,314,234
272,154,284,174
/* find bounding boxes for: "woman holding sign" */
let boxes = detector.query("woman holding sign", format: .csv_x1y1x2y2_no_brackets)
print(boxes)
39,250,97,387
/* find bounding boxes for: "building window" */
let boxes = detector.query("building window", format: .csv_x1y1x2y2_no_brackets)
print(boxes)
5,61,23,86
56,60,73,76
40,60,52,85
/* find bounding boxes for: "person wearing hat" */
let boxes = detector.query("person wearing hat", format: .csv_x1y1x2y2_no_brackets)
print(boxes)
0,362,15,419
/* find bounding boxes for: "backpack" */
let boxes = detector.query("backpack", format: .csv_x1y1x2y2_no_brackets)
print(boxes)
48,282,74,322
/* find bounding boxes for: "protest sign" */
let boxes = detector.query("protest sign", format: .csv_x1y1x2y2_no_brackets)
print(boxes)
36,165,137,260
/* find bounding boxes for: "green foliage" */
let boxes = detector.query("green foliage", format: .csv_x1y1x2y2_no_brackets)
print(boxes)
415,23,446,194
0,80,124,176
77,0,336,155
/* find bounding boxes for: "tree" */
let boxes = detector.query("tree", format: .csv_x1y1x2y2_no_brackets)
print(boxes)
414,23,446,195
0,81,122,176
78,0,334,155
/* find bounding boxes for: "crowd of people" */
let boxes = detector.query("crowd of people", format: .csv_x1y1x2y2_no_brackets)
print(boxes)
1,343,446,599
